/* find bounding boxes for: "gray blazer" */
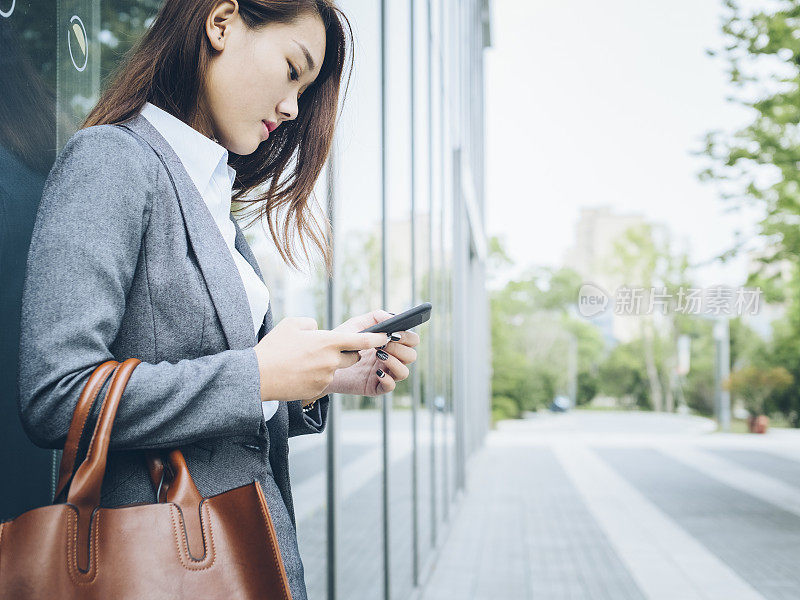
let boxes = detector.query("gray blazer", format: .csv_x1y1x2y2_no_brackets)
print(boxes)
17,111,329,530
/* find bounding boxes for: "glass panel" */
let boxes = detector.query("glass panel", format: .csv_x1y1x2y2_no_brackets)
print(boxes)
442,0,458,513
411,0,434,572
333,1,384,597
0,0,59,521
2,0,487,593
385,0,414,597
281,164,331,600
58,0,100,143
429,0,449,530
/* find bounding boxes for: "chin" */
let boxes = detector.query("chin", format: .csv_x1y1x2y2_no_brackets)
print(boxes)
242,137,264,156
228,139,260,157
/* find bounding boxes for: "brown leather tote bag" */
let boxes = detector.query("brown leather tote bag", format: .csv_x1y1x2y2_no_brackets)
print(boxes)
0,358,294,599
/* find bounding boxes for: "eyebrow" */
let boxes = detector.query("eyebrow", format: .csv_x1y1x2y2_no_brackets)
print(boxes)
292,39,315,72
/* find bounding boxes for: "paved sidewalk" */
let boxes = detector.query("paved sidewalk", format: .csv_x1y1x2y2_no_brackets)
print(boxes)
417,412,800,600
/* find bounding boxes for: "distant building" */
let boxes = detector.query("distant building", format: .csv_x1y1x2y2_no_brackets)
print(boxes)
564,205,649,344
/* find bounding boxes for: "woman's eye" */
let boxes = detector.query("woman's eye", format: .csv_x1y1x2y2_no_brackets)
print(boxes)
288,62,299,82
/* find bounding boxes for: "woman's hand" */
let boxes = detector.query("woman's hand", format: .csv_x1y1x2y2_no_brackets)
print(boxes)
253,317,389,402
326,309,420,396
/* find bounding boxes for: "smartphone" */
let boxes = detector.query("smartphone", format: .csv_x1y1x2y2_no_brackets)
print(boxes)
340,302,432,353
359,302,432,334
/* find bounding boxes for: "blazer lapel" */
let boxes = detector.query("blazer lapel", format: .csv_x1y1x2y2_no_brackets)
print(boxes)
118,112,255,351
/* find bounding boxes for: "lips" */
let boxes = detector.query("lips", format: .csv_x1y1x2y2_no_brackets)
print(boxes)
263,120,278,133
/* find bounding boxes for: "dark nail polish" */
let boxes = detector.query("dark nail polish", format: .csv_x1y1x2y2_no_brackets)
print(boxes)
376,349,389,360
386,332,392,338
390,333,402,341
376,369,385,378
378,343,387,349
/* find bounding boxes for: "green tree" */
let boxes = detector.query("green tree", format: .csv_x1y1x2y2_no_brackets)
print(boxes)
701,0,800,273
597,340,651,409
725,365,794,416
604,223,693,412
488,237,604,421
701,0,800,426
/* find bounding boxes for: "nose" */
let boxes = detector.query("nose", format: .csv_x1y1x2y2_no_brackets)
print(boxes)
277,96,299,123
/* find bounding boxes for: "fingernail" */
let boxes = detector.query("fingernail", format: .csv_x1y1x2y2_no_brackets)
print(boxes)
378,343,387,349
376,369,385,378
386,332,392,338
376,349,389,360
390,333,401,341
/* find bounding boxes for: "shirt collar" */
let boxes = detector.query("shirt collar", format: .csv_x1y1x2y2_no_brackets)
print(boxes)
139,101,236,195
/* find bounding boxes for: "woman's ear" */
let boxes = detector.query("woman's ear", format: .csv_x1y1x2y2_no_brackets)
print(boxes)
206,0,238,52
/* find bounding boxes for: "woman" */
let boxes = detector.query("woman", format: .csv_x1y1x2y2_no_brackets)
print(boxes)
16,1,419,598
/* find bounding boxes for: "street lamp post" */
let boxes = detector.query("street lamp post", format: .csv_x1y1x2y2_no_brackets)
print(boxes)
712,317,731,432
568,333,577,409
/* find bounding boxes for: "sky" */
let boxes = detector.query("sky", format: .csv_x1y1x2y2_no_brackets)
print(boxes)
484,0,767,289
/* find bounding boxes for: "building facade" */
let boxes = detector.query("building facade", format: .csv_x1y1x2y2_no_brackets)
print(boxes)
0,1,491,599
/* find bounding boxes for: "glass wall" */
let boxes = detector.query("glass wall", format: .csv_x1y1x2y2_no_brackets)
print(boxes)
0,1,491,599
0,0,58,523
384,0,414,599
330,0,385,598
411,0,434,578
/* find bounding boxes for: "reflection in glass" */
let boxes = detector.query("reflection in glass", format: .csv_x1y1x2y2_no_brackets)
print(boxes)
0,1,59,520
411,0,434,573
2,1,490,597
385,0,414,596
334,1,384,597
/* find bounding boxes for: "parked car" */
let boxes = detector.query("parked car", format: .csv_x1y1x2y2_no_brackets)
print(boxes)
549,395,570,413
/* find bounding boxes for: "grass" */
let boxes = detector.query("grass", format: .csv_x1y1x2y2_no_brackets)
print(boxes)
722,416,793,434
575,404,643,412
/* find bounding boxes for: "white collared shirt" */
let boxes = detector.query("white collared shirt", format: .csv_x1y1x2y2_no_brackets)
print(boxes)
139,101,279,423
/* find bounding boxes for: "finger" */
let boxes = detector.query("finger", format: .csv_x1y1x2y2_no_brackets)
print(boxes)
375,368,396,393
387,330,420,348
291,316,318,330
379,342,417,366
375,351,409,382
371,308,395,322
360,308,394,329
332,331,390,352
337,348,363,369
339,308,393,332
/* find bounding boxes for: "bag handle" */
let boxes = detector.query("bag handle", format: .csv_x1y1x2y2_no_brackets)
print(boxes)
53,360,120,503
66,358,139,571
147,448,208,560
66,358,208,570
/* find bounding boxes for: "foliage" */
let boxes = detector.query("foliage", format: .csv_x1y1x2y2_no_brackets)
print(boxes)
700,0,800,426
760,264,800,425
488,237,604,420
596,340,652,409
681,320,717,415
491,395,519,423
603,222,697,413
725,365,794,415
701,0,800,271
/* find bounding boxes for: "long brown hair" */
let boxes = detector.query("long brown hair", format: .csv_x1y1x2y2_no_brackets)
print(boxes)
82,0,354,277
